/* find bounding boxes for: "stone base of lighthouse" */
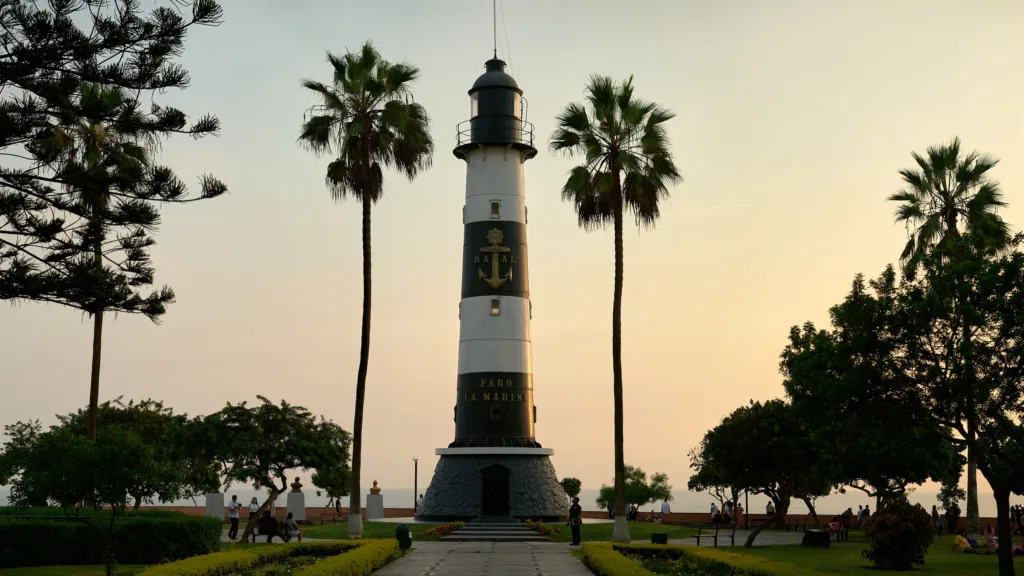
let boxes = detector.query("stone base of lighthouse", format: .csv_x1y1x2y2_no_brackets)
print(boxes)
415,448,568,522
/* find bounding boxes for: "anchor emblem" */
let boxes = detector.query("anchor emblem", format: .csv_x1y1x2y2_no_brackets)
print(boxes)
478,228,513,290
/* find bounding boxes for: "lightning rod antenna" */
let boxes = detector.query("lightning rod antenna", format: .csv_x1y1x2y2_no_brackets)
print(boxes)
493,0,497,59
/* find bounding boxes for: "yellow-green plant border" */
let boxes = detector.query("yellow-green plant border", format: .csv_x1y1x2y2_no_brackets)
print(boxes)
583,542,838,576
139,540,395,576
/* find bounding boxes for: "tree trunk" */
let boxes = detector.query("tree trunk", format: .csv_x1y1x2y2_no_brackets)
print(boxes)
610,178,629,544
802,497,820,528
348,196,372,539
87,237,104,442
239,491,281,544
133,495,142,511
994,486,1015,576
104,508,117,576
745,513,782,548
774,497,790,530
966,422,980,537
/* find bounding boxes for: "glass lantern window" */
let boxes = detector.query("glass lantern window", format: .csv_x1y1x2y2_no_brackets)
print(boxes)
512,93,521,119
471,92,479,118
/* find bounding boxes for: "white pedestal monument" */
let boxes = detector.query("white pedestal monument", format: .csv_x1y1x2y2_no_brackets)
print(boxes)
366,480,384,520
286,477,306,522
204,492,224,520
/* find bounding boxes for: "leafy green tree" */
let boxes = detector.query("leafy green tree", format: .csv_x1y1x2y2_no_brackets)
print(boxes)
549,75,681,543
888,137,1011,535
0,1,229,442
209,396,351,543
54,398,219,507
312,464,351,512
780,315,963,509
695,400,834,547
559,477,582,506
6,426,174,576
297,41,433,538
595,465,672,511
687,438,746,513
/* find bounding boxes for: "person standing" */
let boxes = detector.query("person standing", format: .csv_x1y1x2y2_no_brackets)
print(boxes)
417,494,424,512
710,502,719,519
736,503,745,528
248,497,259,543
227,495,241,540
569,497,582,546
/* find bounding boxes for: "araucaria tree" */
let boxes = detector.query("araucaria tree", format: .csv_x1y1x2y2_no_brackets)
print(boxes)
298,41,433,538
888,137,1010,536
549,75,681,543
0,0,229,442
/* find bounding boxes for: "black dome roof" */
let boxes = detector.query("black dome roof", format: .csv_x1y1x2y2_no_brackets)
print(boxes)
470,58,521,94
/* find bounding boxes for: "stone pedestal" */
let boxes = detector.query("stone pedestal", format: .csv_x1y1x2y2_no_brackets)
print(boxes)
366,493,384,520
416,448,567,522
204,492,224,520
286,491,306,522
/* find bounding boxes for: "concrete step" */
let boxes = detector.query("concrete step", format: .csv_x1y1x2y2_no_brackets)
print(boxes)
453,530,537,536
441,533,548,542
462,524,530,530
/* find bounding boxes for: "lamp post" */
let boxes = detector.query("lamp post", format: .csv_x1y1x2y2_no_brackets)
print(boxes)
413,457,419,513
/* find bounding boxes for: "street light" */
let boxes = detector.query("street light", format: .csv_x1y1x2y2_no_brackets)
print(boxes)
413,457,419,513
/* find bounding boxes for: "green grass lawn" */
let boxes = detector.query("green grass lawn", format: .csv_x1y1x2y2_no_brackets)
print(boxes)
0,567,146,576
556,521,695,543
735,533,1022,575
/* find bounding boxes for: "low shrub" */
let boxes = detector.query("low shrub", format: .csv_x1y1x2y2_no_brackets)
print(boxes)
581,543,654,576
140,541,385,576
0,515,221,568
0,506,183,519
424,521,464,536
600,543,837,576
525,519,560,536
861,497,934,570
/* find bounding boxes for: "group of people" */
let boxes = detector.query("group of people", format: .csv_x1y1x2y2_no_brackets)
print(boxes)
929,503,960,536
225,494,302,543
710,500,744,525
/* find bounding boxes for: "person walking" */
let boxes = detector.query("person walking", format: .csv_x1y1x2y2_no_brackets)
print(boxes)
227,495,241,540
569,496,582,546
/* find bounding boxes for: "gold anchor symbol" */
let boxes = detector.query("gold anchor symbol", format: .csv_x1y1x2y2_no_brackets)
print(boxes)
478,228,513,290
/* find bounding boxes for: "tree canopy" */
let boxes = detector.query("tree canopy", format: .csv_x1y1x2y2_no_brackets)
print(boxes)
595,465,672,510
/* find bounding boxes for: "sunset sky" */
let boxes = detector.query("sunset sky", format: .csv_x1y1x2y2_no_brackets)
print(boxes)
2,0,1022,504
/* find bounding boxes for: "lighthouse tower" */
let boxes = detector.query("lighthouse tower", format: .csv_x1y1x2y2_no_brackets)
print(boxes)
415,58,567,522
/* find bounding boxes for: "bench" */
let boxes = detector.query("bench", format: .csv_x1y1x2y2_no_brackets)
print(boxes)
785,515,809,532
802,528,831,548
696,523,736,547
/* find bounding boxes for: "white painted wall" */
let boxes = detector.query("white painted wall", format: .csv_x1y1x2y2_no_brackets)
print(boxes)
460,295,531,342
464,194,525,225
457,339,533,375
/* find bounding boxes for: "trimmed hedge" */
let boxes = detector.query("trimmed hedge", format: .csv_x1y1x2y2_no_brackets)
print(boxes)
0,515,222,568
581,543,654,576
0,506,183,519
582,542,838,576
140,540,396,576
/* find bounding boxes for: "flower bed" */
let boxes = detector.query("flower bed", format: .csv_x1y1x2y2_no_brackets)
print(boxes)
581,542,837,576
424,521,464,537
525,519,560,536
140,540,397,576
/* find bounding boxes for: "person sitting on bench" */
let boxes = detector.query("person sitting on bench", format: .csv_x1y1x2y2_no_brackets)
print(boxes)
257,510,280,543
281,511,302,542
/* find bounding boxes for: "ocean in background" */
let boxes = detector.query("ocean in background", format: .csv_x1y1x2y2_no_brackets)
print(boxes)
0,485,1009,516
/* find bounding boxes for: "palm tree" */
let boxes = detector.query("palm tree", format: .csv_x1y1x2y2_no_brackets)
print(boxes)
888,136,1011,537
298,41,433,539
549,75,681,543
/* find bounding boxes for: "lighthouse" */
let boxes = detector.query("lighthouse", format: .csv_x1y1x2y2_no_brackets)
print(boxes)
415,57,567,522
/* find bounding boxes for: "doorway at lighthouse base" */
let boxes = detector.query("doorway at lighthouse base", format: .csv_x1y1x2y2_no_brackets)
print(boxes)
415,453,568,522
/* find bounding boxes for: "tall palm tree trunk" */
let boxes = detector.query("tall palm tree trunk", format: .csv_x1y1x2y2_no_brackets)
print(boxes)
87,237,104,442
348,196,372,539
611,179,629,544
966,422,979,536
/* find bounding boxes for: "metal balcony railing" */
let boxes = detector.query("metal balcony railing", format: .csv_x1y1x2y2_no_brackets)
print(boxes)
455,116,535,148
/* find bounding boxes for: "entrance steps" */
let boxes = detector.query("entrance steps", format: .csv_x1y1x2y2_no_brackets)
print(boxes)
441,520,548,542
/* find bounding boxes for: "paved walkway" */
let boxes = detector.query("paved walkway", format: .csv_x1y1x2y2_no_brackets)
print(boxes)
374,541,591,576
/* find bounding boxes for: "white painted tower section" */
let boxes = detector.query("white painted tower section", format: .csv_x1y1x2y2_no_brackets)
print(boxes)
459,147,532,376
